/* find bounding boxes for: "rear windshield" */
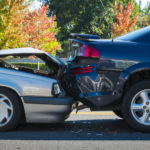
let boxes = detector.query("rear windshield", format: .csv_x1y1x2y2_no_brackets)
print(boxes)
115,26,150,43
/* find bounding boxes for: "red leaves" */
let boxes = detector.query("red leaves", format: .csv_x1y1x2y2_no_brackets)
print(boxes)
113,1,137,37
4,2,61,55
23,4,57,45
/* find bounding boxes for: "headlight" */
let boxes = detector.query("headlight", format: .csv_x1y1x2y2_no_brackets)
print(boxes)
52,83,65,96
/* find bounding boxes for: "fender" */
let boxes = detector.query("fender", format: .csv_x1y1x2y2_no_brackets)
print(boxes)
0,77,22,96
121,62,150,80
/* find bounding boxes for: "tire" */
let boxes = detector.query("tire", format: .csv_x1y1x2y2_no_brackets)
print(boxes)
0,88,23,131
113,110,123,118
121,81,150,132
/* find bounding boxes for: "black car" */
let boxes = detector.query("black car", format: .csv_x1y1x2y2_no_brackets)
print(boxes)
63,26,150,132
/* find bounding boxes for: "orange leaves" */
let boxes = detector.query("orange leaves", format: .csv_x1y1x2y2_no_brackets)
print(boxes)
22,3,60,53
26,4,61,54
112,1,137,38
3,2,61,55
3,0,29,48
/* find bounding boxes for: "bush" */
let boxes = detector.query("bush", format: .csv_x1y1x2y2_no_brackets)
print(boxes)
10,62,48,71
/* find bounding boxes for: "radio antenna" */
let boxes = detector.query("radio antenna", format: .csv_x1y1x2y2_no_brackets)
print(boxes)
99,0,113,41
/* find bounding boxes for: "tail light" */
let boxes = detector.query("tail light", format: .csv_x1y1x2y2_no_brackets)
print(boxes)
77,44,100,58
71,66,94,75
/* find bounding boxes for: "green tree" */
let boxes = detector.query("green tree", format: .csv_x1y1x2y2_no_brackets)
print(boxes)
44,0,144,39
136,2,150,28
44,0,114,40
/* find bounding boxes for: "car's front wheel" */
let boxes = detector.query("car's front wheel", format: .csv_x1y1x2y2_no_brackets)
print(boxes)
122,81,150,132
0,88,23,131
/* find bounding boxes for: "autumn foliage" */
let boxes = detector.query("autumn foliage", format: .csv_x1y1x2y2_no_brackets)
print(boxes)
4,0,28,48
0,0,28,49
22,4,61,55
112,1,137,37
0,1,61,55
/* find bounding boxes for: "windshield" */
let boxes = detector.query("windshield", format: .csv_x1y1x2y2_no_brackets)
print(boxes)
115,26,150,43
47,53,65,65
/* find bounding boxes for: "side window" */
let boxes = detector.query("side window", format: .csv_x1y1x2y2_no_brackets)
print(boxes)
3,55,53,75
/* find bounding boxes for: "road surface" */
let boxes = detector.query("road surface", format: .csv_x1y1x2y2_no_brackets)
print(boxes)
0,109,150,150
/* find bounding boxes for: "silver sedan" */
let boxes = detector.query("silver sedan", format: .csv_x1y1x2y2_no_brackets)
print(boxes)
0,48,73,131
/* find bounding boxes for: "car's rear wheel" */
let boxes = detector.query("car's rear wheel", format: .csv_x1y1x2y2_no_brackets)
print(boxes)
122,81,150,132
0,88,23,131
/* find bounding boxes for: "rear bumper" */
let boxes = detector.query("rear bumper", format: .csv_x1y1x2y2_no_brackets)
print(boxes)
22,96,73,123
66,63,124,110
81,91,121,110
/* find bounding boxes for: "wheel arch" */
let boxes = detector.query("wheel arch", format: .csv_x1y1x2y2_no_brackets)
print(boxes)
121,63,150,97
114,62,150,106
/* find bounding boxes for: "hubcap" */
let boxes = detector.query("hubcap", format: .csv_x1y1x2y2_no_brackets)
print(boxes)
0,94,13,127
131,89,150,125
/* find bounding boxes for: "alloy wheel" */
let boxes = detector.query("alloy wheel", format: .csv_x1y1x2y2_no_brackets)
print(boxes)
131,89,150,125
0,94,13,127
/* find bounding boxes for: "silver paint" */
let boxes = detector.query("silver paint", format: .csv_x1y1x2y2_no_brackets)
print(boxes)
24,103,71,123
0,68,57,97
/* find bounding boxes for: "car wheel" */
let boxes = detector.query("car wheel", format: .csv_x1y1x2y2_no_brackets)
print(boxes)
122,81,150,132
113,110,123,118
0,88,23,131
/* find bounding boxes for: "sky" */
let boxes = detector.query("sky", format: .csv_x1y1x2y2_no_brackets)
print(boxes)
28,0,42,11
136,0,150,9
29,0,150,11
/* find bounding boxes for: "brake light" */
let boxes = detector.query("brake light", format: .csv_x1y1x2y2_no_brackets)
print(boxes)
77,44,100,58
71,66,94,75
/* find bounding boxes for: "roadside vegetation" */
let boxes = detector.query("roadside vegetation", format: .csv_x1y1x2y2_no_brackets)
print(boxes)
10,62,48,70
0,0,61,55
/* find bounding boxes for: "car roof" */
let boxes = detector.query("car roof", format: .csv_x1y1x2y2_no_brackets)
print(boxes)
115,26,150,43
0,47,46,56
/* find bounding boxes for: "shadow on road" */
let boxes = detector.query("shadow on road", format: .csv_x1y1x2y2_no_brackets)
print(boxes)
0,119,150,140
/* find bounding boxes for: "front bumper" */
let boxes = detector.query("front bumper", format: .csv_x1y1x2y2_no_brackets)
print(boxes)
22,96,73,123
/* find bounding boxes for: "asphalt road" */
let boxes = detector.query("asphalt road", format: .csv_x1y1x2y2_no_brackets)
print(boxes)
0,109,150,150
